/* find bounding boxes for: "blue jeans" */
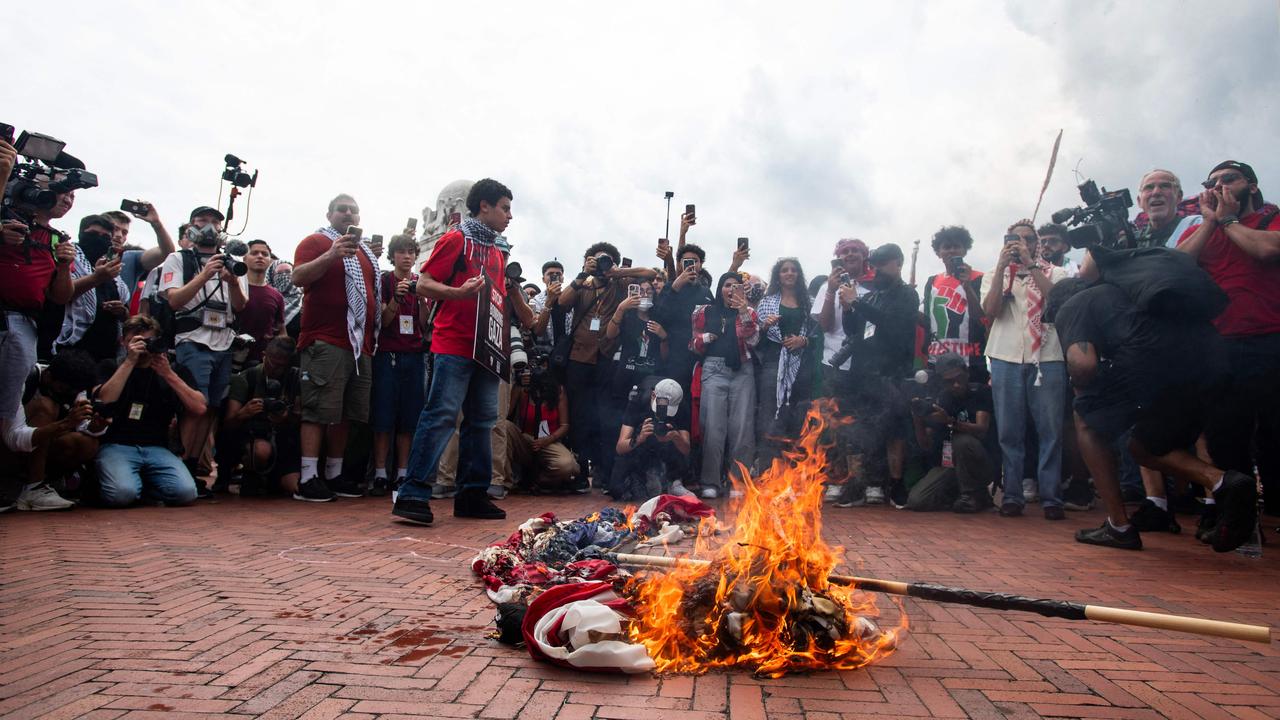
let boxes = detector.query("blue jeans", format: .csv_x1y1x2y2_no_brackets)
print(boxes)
97,443,198,507
990,359,1065,508
175,342,233,405
371,351,427,433
399,353,498,500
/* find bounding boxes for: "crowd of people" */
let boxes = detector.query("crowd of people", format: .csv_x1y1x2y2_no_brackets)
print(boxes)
2,132,1275,554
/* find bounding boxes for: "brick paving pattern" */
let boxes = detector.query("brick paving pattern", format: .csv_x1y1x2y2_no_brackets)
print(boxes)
1,494,1277,719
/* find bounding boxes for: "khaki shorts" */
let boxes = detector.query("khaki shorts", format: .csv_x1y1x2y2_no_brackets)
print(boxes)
300,341,372,425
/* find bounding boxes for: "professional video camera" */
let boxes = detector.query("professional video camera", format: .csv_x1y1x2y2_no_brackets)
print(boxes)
1051,179,1137,250
1,124,98,225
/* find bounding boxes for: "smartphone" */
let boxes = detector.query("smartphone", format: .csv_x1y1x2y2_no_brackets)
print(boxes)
737,237,749,251
685,204,695,217
406,217,418,232
628,284,640,298
658,237,669,247
448,212,461,225
120,199,150,217
346,225,363,241
0,123,14,144
621,257,633,268
830,258,843,271
682,257,697,272
548,271,562,284
370,233,384,246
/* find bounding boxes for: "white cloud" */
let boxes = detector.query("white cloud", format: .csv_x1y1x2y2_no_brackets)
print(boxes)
7,0,1277,288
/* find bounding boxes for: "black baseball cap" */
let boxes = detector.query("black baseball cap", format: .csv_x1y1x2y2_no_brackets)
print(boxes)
189,205,225,222
869,243,904,266
1208,161,1263,206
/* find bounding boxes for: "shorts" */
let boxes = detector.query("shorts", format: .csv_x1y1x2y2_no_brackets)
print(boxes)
1077,383,1205,457
371,351,427,433
175,342,233,406
300,340,372,425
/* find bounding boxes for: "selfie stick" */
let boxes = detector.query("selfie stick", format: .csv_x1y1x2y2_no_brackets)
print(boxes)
664,191,675,241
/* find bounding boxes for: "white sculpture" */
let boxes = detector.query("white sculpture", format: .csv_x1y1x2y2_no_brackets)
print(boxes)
419,179,474,257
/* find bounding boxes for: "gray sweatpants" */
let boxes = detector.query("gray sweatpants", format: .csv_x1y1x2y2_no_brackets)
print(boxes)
699,357,756,490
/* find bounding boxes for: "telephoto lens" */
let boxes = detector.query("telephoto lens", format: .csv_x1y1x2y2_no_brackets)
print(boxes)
509,327,528,370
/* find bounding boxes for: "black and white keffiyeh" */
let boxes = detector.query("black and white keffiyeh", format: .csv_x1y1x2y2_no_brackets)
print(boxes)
318,226,382,362
55,244,130,351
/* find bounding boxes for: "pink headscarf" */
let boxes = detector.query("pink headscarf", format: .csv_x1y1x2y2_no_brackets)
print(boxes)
833,238,873,281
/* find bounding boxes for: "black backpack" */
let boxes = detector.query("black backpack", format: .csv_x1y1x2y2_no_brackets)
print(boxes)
150,249,207,347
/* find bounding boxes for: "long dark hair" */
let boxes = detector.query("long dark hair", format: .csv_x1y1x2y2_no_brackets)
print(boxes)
766,257,809,311
707,272,743,329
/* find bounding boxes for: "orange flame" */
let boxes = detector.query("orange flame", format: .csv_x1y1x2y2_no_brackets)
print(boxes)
626,399,906,677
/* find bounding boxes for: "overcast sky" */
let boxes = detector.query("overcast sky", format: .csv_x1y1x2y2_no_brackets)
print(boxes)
8,1,1278,286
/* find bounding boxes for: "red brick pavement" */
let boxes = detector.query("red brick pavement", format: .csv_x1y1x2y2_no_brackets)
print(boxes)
1,494,1277,719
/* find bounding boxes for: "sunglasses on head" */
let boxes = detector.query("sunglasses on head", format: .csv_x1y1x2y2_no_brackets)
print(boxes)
1202,172,1245,189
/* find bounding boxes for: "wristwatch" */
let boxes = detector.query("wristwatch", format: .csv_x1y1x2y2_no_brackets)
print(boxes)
1220,215,1240,226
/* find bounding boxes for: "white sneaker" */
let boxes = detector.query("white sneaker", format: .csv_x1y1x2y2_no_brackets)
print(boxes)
16,483,75,511
431,484,457,500
1022,478,1040,504
700,487,719,500
824,485,843,502
669,481,695,498
864,486,885,505
487,485,508,500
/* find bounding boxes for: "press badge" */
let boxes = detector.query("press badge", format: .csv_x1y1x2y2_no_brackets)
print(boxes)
202,309,227,329
589,317,602,332
128,403,144,421
941,439,954,468
863,321,876,339
399,315,414,335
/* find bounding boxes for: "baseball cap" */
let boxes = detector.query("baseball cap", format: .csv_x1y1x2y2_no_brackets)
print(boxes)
189,205,225,222
1208,160,1263,206
652,379,683,417
869,243,904,266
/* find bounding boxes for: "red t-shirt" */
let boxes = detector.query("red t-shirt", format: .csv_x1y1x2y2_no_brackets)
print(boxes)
420,229,505,358
294,233,378,355
0,226,60,312
239,284,286,363
378,270,425,353
1179,210,1280,337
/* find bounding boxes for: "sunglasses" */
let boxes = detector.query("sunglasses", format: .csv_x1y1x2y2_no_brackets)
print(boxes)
332,204,359,214
1202,172,1245,189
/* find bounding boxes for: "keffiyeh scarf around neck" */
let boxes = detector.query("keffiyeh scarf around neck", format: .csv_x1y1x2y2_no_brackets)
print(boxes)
318,226,382,362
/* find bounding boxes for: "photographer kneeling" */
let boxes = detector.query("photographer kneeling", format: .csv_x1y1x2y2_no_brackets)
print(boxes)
497,356,578,492
91,316,207,507
906,353,995,513
611,378,692,501
222,336,301,497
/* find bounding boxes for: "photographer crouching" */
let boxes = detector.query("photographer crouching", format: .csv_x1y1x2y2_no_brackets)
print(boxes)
905,353,995,513
611,378,692,501
220,336,301,497
90,316,207,507
497,353,578,492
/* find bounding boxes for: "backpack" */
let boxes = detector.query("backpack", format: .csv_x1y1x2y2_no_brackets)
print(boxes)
150,249,206,347
421,234,474,347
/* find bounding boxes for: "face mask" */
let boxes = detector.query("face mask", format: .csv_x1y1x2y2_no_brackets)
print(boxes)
638,297,653,311
78,230,112,261
188,224,221,247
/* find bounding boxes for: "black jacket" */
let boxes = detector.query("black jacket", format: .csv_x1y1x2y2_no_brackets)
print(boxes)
841,279,920,379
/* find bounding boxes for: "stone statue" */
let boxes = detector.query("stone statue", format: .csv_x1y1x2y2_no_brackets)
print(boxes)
419,179,474,258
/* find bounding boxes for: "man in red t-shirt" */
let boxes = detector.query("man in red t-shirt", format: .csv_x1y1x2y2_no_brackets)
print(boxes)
1177,160,1280,518
290,194,381,502
0,150,77,471
392,178,534,525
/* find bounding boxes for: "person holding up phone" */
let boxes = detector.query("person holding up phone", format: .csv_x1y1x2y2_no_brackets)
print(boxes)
289,194,382,502
653,217,714,398
53,213,132,363
921,226,988,383
980,220,1069,521
102,200,177,300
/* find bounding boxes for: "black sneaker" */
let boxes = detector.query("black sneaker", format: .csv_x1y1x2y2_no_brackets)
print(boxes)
329,477,364,498
1043,505,1066,521
952,495,983,514
368,477,390,497
999,502,1023,517
195,479,214,500
1076,521,1143,550
293,475,336,502
454,488,507,520
888,481,908,509
1129,499,1181,534
1210,471,1258,553
392,495,434,525
1196,504,1218,544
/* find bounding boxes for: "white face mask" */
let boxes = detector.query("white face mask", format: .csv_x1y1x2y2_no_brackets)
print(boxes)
638,297,653,311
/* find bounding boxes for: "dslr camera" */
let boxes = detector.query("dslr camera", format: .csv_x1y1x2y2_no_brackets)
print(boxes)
592,253,615,278
1051,179,1137,250
263,378,288,415
651,397,671,439
910,396,938,418
2,125,98,225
